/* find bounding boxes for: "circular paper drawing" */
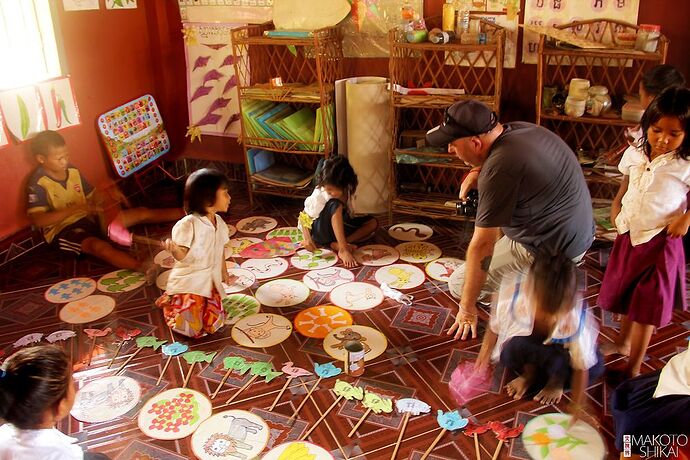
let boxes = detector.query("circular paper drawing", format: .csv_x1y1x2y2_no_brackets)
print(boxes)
191,410,269,460
154,250,176,269
223,294,261,325
255,279,310,307
388,223,433,242
227,223,237,238
290,248,338,270
223,268,256,294
236,216,278,234
97,269,146,293
59,295,116,324
156,269,171,291
266,226,303,243
71,376,141,423
522,413,606,460
295,305,353,339
353,245,399,266
138,388,212,440
240,258,289,280
323,325,388,362
329,282,384,311
263,441,335,460
374,263,426,290
226,260,240,269
45,278,96,303
395,242,442,264
226,237,263,259
303,267,355,293
425,257,465,283
231,313,293,348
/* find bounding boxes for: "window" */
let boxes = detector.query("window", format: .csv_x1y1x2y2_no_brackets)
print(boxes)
0,0,62,90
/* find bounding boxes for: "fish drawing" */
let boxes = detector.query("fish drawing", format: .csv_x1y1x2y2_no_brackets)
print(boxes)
333,380,364,401
182,350,217,365
161,342,189,357
314,362,342,379
135,336,167,350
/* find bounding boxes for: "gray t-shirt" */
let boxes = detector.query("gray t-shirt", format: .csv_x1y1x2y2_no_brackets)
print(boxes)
476,122,594,259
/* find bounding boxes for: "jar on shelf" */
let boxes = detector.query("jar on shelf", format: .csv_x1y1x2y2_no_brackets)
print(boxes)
568,78,590,100
635,24,661,53
565,96,586,118
622,102,645,122
586,86,612,116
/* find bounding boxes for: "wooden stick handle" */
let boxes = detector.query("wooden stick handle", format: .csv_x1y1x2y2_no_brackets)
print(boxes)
300,395,343,441
420,429,446,460
211,369,233,399
348,408,372,437
289,377,321,421
474,433,481,460
182,362,196,388
87,337,97,366
115,347,142,375
223,374,258,406
491,440,504,460
132,234,163,247
390,412,410,460
156,356,173,386
107,341,125,369
268,377,292,411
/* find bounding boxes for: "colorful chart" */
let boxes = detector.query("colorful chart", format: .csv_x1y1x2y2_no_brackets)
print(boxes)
255,279,310,307
353,244,400,266
222,294,261,325
395,242,442,264
302,267,355,293
97,95,170,178
97,269,146,293
266,226,304,243
138,388,212,440
388,223,433,242
323,325,388,362
223,268,256,294
231,313,293,348
44,277,96,303
425,257,465,283
235,216,278,234
154,250,176,268
290,248,338,270
71,376,141,423
240,257,289,280
59,295,116,324
226,237,263,258
294,305,353,339
374,263,426,290
156,269,171,291
522,413,606,460
262,441,335,460
191,410,270,460
329,282,384,311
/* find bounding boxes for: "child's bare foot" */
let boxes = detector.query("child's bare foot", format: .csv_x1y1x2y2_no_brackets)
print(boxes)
601,341,630,357
505,374,533,400
330,241,357,252
534,382,564,405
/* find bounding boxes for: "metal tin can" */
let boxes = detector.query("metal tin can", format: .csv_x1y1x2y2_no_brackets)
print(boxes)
345,340,365,377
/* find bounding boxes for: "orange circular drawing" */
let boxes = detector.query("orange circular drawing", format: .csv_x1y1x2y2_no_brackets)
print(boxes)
294,305,353,339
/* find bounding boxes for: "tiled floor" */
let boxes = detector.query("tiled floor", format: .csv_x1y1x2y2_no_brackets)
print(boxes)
1,183,689,460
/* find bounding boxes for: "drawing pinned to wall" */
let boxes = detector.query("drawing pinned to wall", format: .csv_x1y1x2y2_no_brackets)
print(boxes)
36,77,80,131
106,0,137,9
63,0,99,10
0,85,44,142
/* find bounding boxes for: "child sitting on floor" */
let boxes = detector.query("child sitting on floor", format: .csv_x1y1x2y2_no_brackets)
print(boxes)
298,155,378,267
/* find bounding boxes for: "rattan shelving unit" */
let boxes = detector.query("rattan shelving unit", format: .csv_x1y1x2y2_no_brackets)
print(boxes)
388,17,505,221
231,22,343,206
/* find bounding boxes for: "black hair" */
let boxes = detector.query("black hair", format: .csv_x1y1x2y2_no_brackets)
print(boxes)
527,252,577,316
641,64,686,97
30,130,66,157
640,86,690,160
0,346,71,429
184,168,229,215
316,155,358,197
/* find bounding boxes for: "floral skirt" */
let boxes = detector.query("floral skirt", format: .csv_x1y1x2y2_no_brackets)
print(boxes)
155,289,225,338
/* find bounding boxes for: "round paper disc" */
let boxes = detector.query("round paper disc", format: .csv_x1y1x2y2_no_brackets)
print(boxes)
374,263,426,290
302,267,355,292
388,223,433,241
323,325,388,362
191,410,270,460
223,268,256,294
231,313,292,348
353,245,400,266
266,226,303,243
425,257,465,282
226,237,263,259
522,413,606,460
294,305,353,339
227,224,237,238
395,242,442,263
71,376,141,423
97,269,146,293
223,294,261,325
255,279,310,307
154,250,176,269
262,441,335,460
329,282,384,311
138,388,212,440
156,269,171,291
236,216,278,234
240,257,289,280
44,277,96,303
290,248,338,270
59,295,116,324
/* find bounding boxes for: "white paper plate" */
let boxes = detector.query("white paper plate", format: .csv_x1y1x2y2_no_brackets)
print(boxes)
329,282,384,311
374,263,426,290
302,267,355,293
255,279,310,307
395,242,442,264
71,376,141,423
388,223,433,241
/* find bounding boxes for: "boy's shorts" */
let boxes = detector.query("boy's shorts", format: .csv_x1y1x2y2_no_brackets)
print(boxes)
311,198,372,246
53,217,102,255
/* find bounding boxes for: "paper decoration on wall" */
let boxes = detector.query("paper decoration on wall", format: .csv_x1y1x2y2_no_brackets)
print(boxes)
374,263,426,290
263,441,335,460
223,268,256,294
303,267,355,293
177,0,273,26
45,330,77,343
273,0,350,30
106,0,137,9
231,313,293,348
240,237,297,259
59,295,116,324
323,325,387,362
223,293,261,325
329,282,384,311
300,380,364,441
289,362,342,421
191,410,270,460
522,413,604,460
236,216,278,234
388,223,433,242
226,237,263,258
266,227,303,243
425,257,465,283
97,269,146,293
36,77,80,130
154,250,176,268
353,244,399,266
156,269,171,291
396,242,442,264
0,85,44,141
45,277,96,303
291,248,338,270
240,257,289,280
108,327,142,368
268,361,312,411
391,398,432,459
71,376,141,423
157,341,189,386
63,0,99,10
138,388,212,440
255,279,310,307
115,336,167,375
294,305,353,339
522,0,640,64
464,2,520,68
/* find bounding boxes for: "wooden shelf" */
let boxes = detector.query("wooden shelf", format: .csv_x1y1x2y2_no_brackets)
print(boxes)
392,192,475,221
540,112,637,127
392,94,496,109
244,140,326,155
239,84,334,104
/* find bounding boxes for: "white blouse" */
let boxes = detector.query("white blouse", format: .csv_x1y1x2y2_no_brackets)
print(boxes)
0,424,83,460
616,145,690,246
165,213,230,298
297,187,331,231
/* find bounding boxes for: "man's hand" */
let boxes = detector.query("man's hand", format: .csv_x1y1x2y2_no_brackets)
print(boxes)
447,305,478,340
459,168,480,200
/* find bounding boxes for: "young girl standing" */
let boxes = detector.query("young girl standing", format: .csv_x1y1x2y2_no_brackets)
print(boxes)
156,168,234,338
298,156,378,267
600,86,690,377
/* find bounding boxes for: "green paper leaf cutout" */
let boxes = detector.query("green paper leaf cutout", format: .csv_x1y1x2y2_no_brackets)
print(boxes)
17,95,29,139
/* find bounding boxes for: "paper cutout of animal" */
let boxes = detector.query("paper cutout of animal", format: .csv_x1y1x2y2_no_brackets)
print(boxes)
202,414,264,458
234,315,291,344
362,392,393,414
464,422,491,436
115,327,142,341
223,356,252,374
183,350,217,365
239,237,296,258
45,330,76,343
135,336,167,350
314,362,342,378
395,398,431,415
13,333,43,348
359,248,390,263
437,410,469,431
489,421,525,441
329,328,372,354
386,267,413,288
344,289,377,308
84,327,112,338
240,217,272,232
333,380,364,400
248,361,283,382
162,342,189,356
281,361,312,378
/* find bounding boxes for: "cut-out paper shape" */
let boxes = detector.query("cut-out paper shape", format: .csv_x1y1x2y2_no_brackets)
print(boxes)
464,422,491,460
36,77,80,130
182,351,218,388
240,257,289,280
255,279,310,307
191,410,270,460
329,282,384,311
226,237,263,258
380,282,414,306
300,380,364,441
294,305,353,339
138,388,212,440
45,277,96,303
108,221,164,248
240,237,298,259
266,227,304,243
0,85,44,141
290,248,338,270
303,267,355,292
71,376,141,423
45,330,76,343
421,411,469,460
392,398,432,459
449,361,491,405
193,55,211,71
522,413,604,460
59,295,116,324
269,362,313,411
154,250,176,269
227,224,237,238
395,242,442,264
223,268,256,294
425,257,465,283
223,294,261,325
236,216,278,234
348,391,393,437
97,269,146,293
374,263,426,290
108,327,143,369
490,420,525,460
388,223,433,241
106,0,137,9
353,244,400,266
13,333,43,348
63,0,100,11
262,441,335,460
83,327,112,366
218,360,282,408
115,336,167,375
211,356,250,399
231,313,292,348
323,325,388,362
156,269,171,291
289,362,342,422
156,341,189,386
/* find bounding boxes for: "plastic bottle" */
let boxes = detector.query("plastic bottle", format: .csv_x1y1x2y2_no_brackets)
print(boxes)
429,28,454,44
442,0,456,33
456,0,470,35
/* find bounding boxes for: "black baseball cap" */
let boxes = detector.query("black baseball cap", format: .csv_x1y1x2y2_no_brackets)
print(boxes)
426,100,498,146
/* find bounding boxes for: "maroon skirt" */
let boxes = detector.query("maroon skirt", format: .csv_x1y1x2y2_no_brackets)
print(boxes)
598,231,686,327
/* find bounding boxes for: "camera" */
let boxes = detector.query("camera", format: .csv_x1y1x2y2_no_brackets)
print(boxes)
456,189,479,217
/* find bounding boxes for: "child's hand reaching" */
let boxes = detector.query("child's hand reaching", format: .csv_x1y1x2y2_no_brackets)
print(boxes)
302,240,317,253
667,213,690,237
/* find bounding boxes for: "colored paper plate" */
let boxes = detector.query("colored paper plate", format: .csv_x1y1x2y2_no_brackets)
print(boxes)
138,388,212,440
262,441,335,460
44,277,96,303
97,269,146,293
266,226,303,243
59,295,116,324
235,216,278,234
374,263,426,290
191,410,269,460
294,305,353,339
323,325,388,362
395,242,442,264
71,376,141,423
222,294,261,325
290,248,338,270
240,257,289,280
225,237,263,259
154,250,175,269
425,257,465,283
231,313,293,348
522,413,606,460
223,268,256,294
353,244,400,266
